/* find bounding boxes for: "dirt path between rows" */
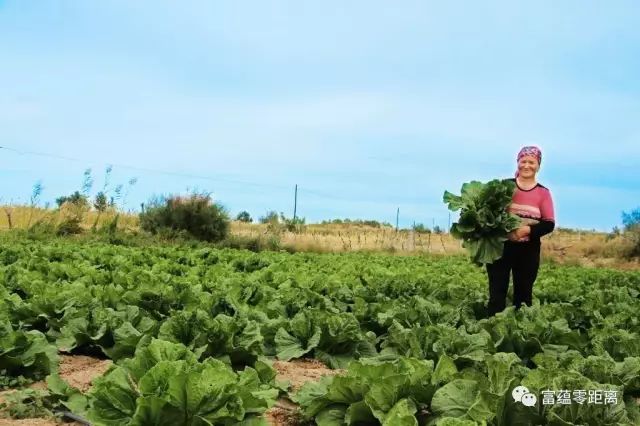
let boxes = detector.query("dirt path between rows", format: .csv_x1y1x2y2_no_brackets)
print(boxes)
1,356,339,426
0,355,111,425
3,355,636,425
0,419,63,426
265,359,342,426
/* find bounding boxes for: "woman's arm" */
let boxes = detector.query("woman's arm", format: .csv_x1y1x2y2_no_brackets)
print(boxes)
529,219,555,239
530,188,555,239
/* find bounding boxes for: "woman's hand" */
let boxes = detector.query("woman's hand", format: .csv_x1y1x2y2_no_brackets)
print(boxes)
507,225,531,241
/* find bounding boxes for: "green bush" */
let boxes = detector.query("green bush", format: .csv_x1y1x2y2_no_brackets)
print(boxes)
622,207,640,258
235,210,253,223
27,218,57,237
216,234,281,252
56,217,83,236
139,194,230,242
259,210,279,224
362,220,381,228
319,218,385,228
280,213,306,233
55,191,88,208
412,223,431,234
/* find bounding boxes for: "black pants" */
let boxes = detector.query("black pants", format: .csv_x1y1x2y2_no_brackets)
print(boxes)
486,240,541,316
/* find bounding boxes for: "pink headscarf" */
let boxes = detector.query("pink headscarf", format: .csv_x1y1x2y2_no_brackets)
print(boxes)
515,146,542,177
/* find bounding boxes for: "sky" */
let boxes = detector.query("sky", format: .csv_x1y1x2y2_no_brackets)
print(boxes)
1,1,639,231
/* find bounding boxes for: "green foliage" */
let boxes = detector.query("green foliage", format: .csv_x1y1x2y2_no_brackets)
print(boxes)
444,179,521,265
216,234,281,252
56,216,84,236
293,357,436,425
1,235,640,424
279,213,306,233
258,210,279,224
29,181,44,207
258,211,305,233
622,207,640,258
94,192,108,212
0,388,57,419
275,310,376,369
56,187,91,235
320,218,389,228
27,217,57,237
56,191,89,208
56,305,157,361
622,208,640,230
139,193,230,242
27,181,45,227
0,374,89,420
236,211,253,223
0,322,58,387
81,168,94,197
97,213,123,243
412,223,431,234
87,339,279,425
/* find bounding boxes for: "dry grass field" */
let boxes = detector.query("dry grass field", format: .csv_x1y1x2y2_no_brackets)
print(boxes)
232,221,639,269
1,205,638,269
0,205,139,232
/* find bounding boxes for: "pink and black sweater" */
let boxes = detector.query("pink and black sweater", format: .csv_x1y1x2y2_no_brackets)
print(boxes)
507,178,556,242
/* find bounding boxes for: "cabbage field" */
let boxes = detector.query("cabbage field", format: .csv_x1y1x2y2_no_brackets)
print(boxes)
1,235,640,425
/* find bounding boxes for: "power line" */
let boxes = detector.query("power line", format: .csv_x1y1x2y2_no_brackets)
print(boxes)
0,145,291,191
0,145,388,205
0,145,451,224
1,144,371,203
298,187,352,201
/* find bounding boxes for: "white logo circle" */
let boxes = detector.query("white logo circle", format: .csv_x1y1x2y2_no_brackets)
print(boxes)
521,392,537,407
512,386,530,402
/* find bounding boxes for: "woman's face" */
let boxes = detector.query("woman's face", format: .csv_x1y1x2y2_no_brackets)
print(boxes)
517,155,540,178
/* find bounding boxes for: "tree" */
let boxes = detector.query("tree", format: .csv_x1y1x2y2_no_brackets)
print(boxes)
55,191,89,236
56,191,88,208
236,211,253,223
94,192,108,212
622,207,640,231
412,223,431,234
622,207,640,258
91,191,109,231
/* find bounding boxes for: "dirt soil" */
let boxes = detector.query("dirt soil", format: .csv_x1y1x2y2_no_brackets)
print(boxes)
31,355,112,394
0,419,61,426
264,359,343,426
0,355,111,425
12,357,637,425
273,358,342,391
1,355,340,426
264,399,300,426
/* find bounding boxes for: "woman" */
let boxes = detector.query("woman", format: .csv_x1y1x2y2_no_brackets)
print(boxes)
487,146,555,316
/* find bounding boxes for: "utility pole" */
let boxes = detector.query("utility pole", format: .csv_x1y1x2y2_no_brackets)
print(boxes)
448,212,451,232
396,207,399,232
293,184,298,221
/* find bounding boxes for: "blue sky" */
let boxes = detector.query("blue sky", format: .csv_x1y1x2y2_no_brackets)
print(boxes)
1,1,639,231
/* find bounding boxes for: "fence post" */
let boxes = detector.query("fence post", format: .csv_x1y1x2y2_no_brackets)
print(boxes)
3,207,13,229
